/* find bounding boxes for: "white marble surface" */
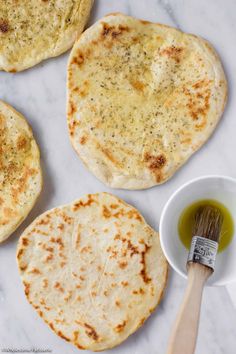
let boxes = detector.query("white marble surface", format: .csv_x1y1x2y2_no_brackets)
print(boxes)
0,0,236,353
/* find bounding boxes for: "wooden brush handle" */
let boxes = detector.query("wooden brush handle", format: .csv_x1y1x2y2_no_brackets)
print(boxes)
167,263,212,354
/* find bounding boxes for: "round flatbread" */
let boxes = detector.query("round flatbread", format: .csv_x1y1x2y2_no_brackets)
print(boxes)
67,13,227,190
0,0,93,72
0,100,42,243
17,192,168,351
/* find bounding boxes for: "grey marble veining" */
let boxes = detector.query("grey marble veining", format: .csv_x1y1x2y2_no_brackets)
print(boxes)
0,1,236,353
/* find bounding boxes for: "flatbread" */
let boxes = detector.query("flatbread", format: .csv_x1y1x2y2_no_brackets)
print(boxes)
17,192,168,351
67,13,227,190
0,0,93,72
0,100,42,243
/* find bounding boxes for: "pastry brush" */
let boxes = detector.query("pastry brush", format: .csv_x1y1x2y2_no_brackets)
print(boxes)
167,205,223,354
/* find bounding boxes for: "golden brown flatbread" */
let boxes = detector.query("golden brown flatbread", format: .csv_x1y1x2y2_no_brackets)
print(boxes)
67,13,227,189
0,0,93,72
0,100,42,243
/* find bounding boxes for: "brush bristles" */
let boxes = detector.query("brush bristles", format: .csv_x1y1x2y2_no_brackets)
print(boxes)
193,205,223,243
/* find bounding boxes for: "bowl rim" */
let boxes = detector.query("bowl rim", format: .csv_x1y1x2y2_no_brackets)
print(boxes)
159,174,236,286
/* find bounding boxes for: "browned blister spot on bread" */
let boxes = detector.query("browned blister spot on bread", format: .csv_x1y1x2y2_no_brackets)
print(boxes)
137,287,145,295
101,22,130,39
80,136,88,145
110,203,119,209
95,142,124,168
3,207,17,218
68,100,77,115
22,238,29,246
29,268,41,275
11,167,38,203
68,119,80,137
127,239,139,256
17,248,24,260
102,205,111,218
71,49,84,66
50,237,64,250
102,204,143,224
144,153,167,170
160,46,184,63
73,194,96,211
45,254,53,262
84,323,99,341
191,81,211,130
17,136,28,150
54,281,64,293
127,210,142,222
77,343,85,350
144,153,167,182
119,261,128,269
20,264,27,271
73,330,79,341
114,320,127,333
57,223,64,231
42,279,48,288
23,281,30,296
37,216,50,226
42,245,54,253
139,317,146,326
130,79,146,92
57,330,70,342
0,19,9,33
121,281,129,287
38,310,43,317
140,244,151,283
73,80,90,98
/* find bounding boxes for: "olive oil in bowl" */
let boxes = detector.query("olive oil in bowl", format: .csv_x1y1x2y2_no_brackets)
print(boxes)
178,199,234,252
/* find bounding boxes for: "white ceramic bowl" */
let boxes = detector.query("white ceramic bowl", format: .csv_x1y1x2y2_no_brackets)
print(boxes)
160,175,236,286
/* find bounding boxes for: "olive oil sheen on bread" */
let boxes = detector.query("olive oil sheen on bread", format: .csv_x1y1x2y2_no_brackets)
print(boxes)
178,199,234,252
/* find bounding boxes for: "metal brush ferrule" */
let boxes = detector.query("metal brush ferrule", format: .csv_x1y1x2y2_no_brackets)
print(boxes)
187,236,218,271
